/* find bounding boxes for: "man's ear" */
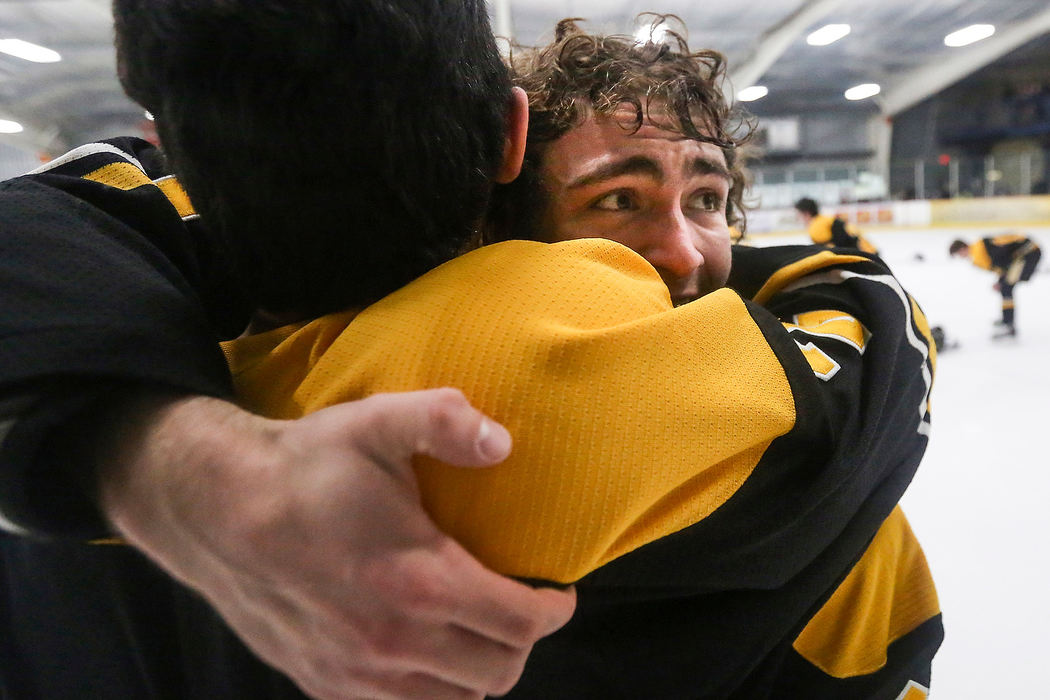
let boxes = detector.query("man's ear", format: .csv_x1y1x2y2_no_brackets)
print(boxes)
494,87,528,184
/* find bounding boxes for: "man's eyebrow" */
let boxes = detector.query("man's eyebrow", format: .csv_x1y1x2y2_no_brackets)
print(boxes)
566,156,663,189
566,153,732,190
688,156,732,182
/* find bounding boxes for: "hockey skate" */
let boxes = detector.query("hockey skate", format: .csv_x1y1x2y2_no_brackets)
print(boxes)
992,324,1017,340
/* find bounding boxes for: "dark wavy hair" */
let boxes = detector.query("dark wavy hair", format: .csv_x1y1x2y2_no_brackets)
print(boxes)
486,16,754,242
114,0,510,317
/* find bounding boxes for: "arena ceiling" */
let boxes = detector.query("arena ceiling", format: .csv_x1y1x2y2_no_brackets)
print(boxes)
0,0,1048,155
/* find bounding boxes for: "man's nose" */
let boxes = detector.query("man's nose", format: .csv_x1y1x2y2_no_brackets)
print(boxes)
641,210,704,282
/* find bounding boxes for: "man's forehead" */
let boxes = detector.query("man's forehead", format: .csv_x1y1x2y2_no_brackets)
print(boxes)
544,115,728,176
626,122,723,152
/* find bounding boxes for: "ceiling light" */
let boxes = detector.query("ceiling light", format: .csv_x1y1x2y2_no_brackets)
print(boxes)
737,86,769,102
807,24,851,46
944,24,995,48
844,83,881,101
0,38,61,63
0,119,24,134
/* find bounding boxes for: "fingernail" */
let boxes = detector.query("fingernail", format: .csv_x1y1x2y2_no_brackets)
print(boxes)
476,418,512,461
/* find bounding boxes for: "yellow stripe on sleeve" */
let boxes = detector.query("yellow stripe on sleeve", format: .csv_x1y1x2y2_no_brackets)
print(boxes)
154,176,196,218
83,162,152,190
792,507,940,678
82,164,196,218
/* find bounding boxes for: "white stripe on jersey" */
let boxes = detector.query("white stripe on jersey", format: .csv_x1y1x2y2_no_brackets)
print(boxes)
28,142,146,176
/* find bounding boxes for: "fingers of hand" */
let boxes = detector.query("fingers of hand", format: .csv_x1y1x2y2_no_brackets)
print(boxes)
359,388,512,467
343,617,531,698
443,563,578,645
298,667,487,700
384,539,578,648
351,540,575,693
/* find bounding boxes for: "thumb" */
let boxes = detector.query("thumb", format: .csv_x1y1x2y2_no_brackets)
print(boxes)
354,388,512,468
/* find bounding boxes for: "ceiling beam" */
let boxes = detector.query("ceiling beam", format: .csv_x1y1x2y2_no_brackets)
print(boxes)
729,0,848,95
882,9,1050,116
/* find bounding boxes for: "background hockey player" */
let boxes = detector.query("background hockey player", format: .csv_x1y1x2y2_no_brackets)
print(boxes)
950,233,1042,338
795,195,879,254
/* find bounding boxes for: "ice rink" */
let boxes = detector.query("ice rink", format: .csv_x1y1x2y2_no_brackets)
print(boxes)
756,224,1050,697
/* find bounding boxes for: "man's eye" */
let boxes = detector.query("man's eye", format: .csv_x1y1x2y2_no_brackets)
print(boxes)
592,192,636,211
688,191,723,212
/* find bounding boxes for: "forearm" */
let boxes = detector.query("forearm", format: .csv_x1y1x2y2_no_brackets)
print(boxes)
94,393,279,590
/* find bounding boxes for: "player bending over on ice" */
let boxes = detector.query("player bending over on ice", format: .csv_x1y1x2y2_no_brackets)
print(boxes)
950,233,1042,339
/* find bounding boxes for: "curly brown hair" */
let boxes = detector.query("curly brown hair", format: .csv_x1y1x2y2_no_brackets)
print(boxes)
485,16,754,243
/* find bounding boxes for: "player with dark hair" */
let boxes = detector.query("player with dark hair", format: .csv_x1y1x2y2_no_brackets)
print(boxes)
114,0,521,318
950,233,1042,338
795,196,879,255
223,18,942,698
0,2,575,698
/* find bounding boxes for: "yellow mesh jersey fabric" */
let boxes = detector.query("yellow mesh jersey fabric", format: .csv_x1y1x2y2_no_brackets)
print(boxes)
83,162,152,190
792,506,940,678
153,177,195,218
224,239,796,583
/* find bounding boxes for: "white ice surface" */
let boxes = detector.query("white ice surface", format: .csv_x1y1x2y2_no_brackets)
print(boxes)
755,225,1050,698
